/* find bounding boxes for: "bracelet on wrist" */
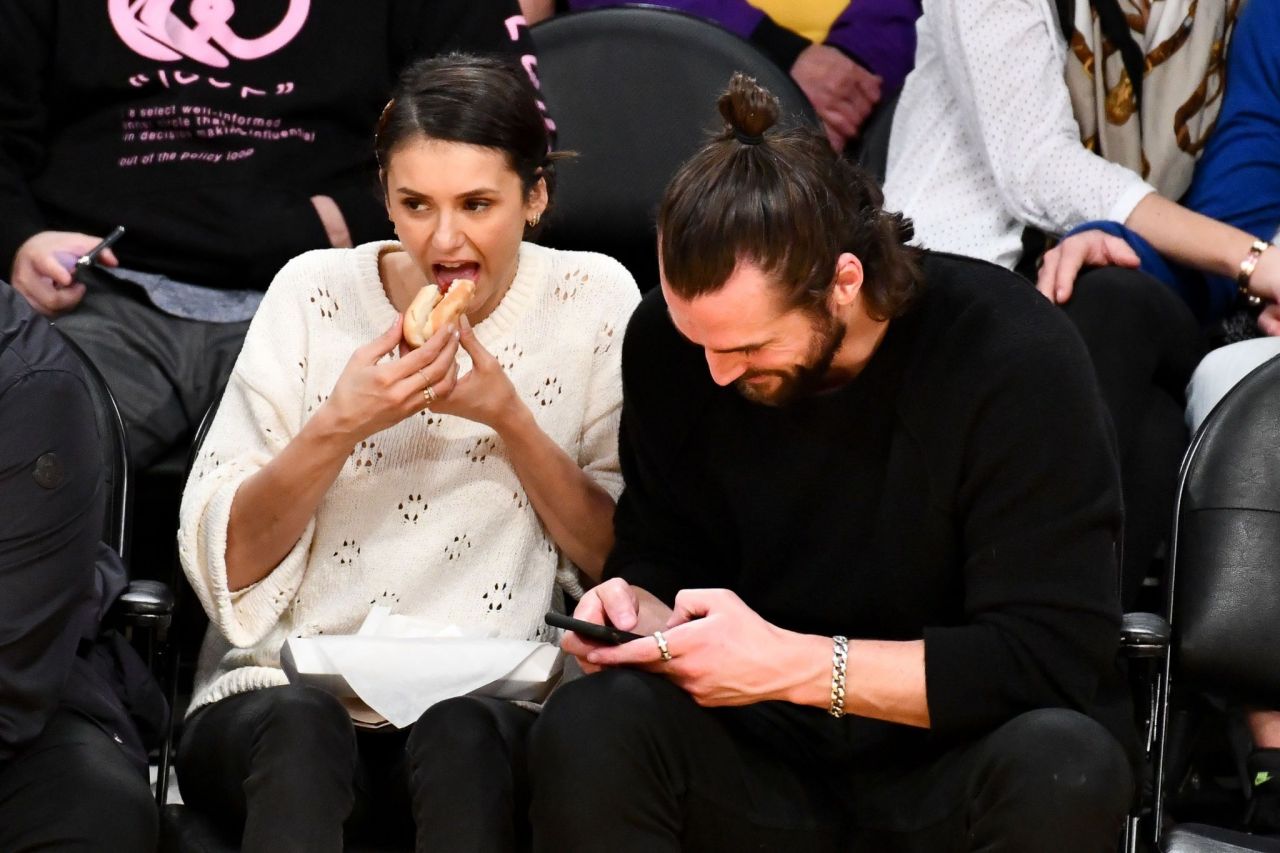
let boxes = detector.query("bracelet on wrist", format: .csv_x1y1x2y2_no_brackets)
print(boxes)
829,635,849,718
1237,239,1272,307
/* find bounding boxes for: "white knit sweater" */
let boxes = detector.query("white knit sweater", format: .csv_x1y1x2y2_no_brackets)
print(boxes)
178,241,639,715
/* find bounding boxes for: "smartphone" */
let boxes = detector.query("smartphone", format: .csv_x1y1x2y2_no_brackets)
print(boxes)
544,611,643,645
74,226,126,276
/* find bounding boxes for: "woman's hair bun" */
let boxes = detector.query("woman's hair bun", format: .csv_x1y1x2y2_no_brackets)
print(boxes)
717,72,780,140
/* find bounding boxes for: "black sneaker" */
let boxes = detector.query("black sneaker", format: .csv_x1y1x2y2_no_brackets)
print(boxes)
1246,748,1280,835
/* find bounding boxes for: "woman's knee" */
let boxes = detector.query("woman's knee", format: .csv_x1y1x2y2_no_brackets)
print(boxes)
251,684,356,758
407,696,522,762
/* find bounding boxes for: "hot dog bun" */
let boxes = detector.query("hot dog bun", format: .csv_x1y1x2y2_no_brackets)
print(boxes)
403,284,440,348
426,279,474,338
403,279,475,348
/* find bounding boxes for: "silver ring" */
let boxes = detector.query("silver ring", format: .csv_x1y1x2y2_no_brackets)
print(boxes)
422,384,437,406
653,630,672,662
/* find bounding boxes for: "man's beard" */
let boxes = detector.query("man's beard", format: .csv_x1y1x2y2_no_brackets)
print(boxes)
734,311,846,407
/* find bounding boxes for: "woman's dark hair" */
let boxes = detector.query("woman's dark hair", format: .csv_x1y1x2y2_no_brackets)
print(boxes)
374,53,570,219
658,73,923,321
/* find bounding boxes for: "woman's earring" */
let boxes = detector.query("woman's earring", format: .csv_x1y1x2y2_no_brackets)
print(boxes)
527,214,541,228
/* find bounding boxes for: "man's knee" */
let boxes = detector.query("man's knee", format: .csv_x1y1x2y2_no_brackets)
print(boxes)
535,670,682,750
531,669,692,784
975,708,1132,823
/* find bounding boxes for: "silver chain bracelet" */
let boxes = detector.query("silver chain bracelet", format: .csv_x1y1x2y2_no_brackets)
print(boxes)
829,635,849,718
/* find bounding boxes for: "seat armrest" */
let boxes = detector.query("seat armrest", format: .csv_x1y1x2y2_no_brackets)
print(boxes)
1163,823,1280,852
114,579,175,629
1121,611,1170,659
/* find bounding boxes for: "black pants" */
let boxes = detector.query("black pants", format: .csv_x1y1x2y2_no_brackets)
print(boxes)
0,709,157,852
529,670,1133,853
176,684,537,853
1059,267,1204,606
53,272,249,469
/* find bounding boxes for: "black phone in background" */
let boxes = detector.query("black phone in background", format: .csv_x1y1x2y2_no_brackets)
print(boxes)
75,226,126,279
544,611,644,645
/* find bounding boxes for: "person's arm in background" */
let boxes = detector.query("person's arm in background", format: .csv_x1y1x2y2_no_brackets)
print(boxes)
1039,0,1280,327
0,1,121,314
927,0,1155,241
0,304,102,762
518,0,556,25
563,0,894,149
790,0,922,149
824,0,921,96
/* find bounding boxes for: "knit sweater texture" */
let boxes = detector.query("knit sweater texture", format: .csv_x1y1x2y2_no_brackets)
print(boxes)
179,241,639,715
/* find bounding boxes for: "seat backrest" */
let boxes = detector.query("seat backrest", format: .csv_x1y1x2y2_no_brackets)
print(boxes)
854,88,899,187
1169,354,1280,706
57,332,131,560
531,6,818,290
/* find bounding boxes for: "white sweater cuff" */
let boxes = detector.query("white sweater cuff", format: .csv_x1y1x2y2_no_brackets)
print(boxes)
1106,183,1157,228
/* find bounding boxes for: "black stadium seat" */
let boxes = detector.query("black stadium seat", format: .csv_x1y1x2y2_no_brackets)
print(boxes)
531,5,818,291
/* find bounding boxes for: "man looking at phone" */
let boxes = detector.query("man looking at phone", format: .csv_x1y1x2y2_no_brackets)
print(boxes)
528,75,1135,852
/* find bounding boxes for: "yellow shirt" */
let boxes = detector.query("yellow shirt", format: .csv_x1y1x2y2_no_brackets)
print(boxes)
746,0,846,42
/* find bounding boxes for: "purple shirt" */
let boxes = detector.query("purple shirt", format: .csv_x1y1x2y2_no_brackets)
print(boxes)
567,0,921,92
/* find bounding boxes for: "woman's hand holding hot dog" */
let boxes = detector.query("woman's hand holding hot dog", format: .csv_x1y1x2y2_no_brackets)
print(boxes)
424,316,523,430
224,316,456,592
320,314,460,446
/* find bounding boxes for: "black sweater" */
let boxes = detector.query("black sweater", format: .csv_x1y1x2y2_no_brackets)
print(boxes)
605,252,1134,768
0,0,533,291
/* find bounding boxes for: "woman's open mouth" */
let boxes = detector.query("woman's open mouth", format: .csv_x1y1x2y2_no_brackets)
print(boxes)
432,262,480,293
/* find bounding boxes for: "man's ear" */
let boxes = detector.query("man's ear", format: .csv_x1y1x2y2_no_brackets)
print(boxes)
829,253,865,307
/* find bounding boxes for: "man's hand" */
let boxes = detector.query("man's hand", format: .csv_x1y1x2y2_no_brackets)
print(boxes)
10,231,120,316
560,578,672,674
1036,230,1140,304
790,44,883,151
584,588,824,707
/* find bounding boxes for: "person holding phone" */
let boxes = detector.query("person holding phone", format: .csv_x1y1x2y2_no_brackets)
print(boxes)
528,74,1134,852
0,0,543,470
176,54,638,852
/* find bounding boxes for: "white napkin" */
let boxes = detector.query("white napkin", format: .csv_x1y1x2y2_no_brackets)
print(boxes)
281,607,563,728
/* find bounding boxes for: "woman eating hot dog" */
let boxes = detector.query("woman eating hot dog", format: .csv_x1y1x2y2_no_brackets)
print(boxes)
176,53,639,851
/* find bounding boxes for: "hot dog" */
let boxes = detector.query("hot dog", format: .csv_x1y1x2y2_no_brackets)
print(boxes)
403,278,475,348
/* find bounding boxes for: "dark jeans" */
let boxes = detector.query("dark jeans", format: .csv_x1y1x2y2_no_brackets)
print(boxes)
0,709,157,852
53,273,249,469
176,684,537,853
529,670,1133,853
1059,266,1205,606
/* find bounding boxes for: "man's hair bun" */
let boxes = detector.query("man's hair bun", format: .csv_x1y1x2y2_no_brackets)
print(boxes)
717,72,780,141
